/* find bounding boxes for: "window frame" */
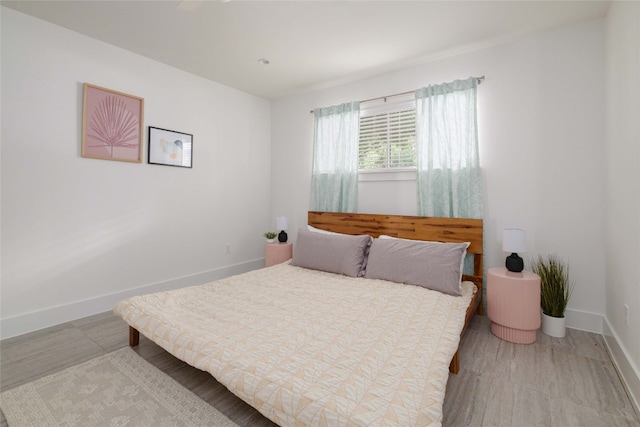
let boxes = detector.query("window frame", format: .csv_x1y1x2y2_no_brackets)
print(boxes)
358,95,417,174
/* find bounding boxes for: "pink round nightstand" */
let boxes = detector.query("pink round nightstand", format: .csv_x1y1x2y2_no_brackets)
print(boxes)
487,267,541,344
264,242,292,267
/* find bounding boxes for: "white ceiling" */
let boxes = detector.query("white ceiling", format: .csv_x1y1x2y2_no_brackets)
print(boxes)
2,0,610,100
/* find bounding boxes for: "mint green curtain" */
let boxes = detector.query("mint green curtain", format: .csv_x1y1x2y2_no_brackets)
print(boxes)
415,77,483,219
310,102,360,212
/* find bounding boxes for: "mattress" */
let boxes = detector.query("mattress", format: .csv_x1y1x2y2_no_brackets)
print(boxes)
114,262,475,427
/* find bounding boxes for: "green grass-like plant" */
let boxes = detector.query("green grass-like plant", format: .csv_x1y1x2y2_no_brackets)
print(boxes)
263,231,277,239
531,254,574,318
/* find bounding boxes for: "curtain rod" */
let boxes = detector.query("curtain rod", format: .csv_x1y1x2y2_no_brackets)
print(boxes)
310,76,485,114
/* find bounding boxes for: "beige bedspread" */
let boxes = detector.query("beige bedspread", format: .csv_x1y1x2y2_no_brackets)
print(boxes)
114,262,475,427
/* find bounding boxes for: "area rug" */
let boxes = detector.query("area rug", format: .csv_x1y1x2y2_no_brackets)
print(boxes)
0,347,238,426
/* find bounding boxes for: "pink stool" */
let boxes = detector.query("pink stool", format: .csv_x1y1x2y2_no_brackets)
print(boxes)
487,267,541,344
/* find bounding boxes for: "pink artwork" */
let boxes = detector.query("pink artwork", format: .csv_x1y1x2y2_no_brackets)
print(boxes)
82,84,144,162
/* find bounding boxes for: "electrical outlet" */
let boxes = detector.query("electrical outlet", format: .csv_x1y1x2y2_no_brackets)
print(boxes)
625,304,630,328
225,244,231,255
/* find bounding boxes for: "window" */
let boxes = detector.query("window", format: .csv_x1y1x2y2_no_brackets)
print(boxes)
358,99,416,171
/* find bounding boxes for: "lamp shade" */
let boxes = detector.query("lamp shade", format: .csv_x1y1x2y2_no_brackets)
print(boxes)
503,228,526,253
276,216,288,231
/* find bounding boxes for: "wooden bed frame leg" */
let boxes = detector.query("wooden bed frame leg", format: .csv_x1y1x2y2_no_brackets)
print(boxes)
449,351,460,374
476,295,484,316
129,326,140,347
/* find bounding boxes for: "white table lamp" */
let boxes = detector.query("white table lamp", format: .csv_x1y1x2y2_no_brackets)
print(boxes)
503,228,526,272
276,216,288,243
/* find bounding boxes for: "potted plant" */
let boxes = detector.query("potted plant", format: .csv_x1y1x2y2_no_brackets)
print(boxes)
531,254,574,338
263,231,277,244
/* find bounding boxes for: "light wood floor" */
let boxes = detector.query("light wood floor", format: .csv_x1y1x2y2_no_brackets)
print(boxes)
1,312,638,426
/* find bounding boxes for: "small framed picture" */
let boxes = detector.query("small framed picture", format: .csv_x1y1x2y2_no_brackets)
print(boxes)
148,126,193,168
82,83,144,163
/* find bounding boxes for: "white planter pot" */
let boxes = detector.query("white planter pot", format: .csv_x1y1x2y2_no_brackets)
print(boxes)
266,239,276,244
541,313,566,338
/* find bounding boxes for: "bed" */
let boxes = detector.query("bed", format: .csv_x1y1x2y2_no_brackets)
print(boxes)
114,211,483,426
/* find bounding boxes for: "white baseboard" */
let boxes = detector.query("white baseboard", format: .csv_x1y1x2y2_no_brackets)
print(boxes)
603,318,640,418
0,259,265,340
565,308,604,333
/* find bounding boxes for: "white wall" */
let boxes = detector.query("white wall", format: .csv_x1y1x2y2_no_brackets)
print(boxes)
272,20,606,331
0,8,271,338
604,0,640,410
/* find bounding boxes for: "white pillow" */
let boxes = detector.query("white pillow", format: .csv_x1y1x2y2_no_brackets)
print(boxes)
307,225,341,235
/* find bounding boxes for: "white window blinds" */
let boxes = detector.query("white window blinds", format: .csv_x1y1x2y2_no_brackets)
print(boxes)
358,99,416,170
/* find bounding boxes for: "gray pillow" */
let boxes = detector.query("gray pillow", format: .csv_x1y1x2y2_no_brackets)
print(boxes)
291,228,372,277
364,238,470,296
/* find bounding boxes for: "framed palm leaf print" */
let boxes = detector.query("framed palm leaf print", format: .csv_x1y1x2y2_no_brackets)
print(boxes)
81,83,144,163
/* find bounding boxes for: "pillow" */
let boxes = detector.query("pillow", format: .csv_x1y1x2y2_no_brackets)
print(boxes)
307,225,373,275
307,225,341,235
291,228,372,277
364,237,470,296
379,235,468,280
